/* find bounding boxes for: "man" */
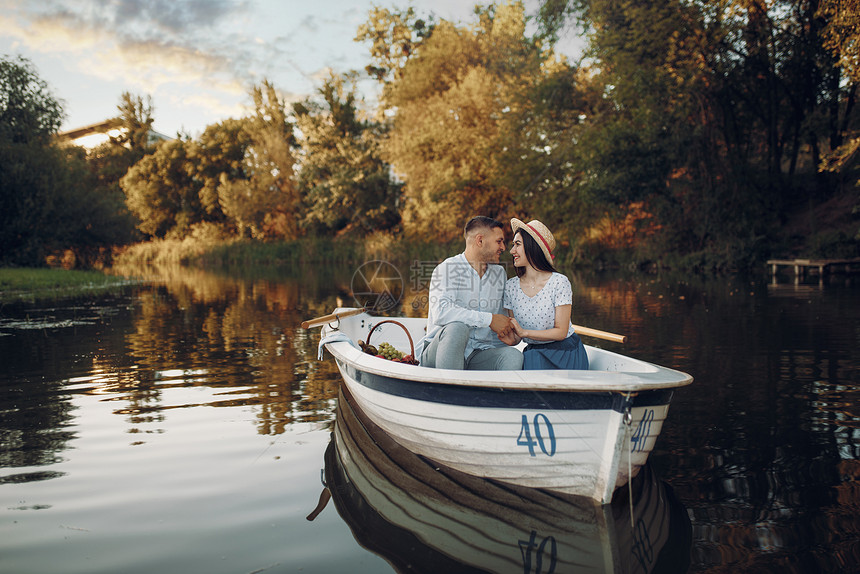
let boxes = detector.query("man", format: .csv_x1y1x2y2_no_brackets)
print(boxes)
417,216,523,370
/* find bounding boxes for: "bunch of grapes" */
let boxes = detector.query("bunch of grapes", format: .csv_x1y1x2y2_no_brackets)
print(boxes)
377,342,404,361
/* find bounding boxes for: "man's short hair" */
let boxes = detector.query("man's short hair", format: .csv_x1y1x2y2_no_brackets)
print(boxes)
464,216,503,238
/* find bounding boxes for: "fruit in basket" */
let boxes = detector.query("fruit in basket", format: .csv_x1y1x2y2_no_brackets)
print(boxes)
359,340,378,355
377,342,404,360
360,337,417,364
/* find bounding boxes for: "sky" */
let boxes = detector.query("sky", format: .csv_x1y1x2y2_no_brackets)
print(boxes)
0,0,583,140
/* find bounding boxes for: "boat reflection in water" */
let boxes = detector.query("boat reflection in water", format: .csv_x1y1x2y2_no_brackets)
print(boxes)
321,387,692,573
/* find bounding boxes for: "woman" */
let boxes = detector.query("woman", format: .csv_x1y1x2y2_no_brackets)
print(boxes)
503,218,589,370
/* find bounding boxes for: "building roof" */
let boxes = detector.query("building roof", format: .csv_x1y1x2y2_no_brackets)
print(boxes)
57,119,124,141
57,119,173,148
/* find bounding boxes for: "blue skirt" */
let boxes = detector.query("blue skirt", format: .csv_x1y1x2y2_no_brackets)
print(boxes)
523,334,589,370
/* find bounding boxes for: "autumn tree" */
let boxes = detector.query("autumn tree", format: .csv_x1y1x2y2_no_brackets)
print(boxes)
818,0,859,241
355,6,434,99
188,117,254,226
120,81,301,241
564,0,716,257
294,73,401,235
121,139,203,237
111,92,155,151
378,2,562,240
218,80,300,240
119,121,245,239
534,0,859,266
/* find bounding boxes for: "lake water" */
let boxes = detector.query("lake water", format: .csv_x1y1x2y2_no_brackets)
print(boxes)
1,262,858,573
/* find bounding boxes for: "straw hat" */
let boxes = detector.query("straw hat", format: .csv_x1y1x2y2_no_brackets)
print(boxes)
511,218,556,263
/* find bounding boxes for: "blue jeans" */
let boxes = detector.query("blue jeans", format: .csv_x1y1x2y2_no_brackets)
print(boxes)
421,322,523,370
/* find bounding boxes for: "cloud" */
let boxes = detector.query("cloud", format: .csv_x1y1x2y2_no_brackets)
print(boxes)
297,14,318,34
0,0,399,133
2,1,255,90
168,91,245,120
101,0,246,34
0,10,109,52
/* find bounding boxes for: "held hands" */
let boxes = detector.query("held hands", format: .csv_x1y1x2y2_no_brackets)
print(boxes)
490,314,519,346
497,330,519,346
489,313,513,337
509,317,527,339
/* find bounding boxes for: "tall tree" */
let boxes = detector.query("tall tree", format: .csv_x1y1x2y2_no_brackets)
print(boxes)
218,80,300,240
818,0,860,239
568,0,715,254
818,0,860,84
294,73,401,235
535,0,858,265
1,56,137,265
499,61,607,237
379,2,556,240
355,7,433,91
86,92,160,243
0,55,65,264
52,145,139,264
118,82,301,241
121,139,202,238
111,92,155,152
0,55,64,144
189,117,254,225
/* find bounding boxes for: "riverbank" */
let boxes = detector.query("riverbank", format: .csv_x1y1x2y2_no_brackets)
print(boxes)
30,187,860,277
113,233,459,269
0,268,137,302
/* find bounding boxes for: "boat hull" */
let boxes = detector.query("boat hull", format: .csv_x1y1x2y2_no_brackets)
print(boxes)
319,309,692,504
336,357,672,503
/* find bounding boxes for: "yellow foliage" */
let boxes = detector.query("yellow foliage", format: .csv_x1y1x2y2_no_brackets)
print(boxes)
584,202,662,250
383,2,544,241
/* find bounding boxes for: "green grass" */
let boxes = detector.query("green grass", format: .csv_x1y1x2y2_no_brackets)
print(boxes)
0,268,136,302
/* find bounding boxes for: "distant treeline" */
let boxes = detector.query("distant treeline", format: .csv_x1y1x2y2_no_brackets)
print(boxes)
2,1,858,270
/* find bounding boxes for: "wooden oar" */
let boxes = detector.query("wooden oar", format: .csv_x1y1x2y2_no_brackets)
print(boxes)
572,324,627,344
302,308,626,342
301,307,366,329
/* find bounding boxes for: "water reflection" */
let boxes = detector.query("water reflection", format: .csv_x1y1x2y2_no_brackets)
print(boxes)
0,266,347,473
323,387,692,574
602,274,860,573
1,263,859,573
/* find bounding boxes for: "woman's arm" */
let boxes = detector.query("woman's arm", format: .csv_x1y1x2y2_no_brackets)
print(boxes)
510,304,571,342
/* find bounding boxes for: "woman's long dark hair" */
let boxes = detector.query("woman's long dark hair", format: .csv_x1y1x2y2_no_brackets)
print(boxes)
515,230,557,277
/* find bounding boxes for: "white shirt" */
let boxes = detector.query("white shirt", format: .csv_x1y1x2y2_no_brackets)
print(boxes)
417,253,508,360
503,272,576,345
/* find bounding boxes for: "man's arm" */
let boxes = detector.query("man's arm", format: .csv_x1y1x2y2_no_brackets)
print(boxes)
427,260,492,328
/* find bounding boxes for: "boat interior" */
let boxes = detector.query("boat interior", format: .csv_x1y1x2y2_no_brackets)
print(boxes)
330,312,661,375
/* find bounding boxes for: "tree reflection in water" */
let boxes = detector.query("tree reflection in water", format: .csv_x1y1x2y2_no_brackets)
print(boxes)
0,264,858,573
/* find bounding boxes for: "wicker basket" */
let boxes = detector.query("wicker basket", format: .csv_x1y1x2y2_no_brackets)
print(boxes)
365,320,417,363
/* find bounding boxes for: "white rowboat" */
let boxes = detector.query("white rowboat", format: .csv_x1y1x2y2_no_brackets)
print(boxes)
314,308,693,504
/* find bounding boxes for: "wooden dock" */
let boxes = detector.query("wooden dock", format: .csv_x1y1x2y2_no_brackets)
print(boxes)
767,258,860,276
